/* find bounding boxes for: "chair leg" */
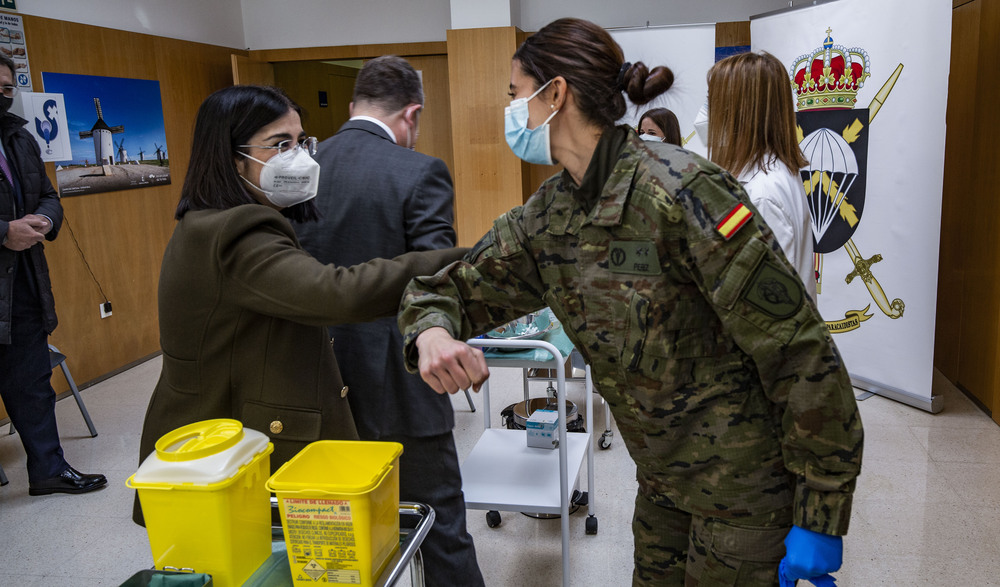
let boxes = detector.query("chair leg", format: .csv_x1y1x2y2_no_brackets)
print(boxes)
60,362,98,438
463,388,476,412
0,461,8,486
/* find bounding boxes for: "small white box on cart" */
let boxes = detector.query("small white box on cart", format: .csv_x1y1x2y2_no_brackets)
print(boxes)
526,409,559,449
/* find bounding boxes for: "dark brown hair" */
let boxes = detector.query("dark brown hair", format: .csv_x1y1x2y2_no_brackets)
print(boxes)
176,85,318,222
638,107,682,146
352,55,423,113
707,51,808,177
513,18,674,128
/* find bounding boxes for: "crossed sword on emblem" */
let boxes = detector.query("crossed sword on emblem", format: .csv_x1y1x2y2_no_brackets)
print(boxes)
809,64,906,320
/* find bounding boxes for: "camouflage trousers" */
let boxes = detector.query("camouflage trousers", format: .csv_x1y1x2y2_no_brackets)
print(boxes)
632,492,790,586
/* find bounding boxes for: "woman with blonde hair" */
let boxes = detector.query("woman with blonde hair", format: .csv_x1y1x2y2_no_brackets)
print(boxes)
707,51,816,301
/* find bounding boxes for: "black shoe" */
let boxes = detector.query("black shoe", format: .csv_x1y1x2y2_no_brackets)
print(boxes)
28,466,108,496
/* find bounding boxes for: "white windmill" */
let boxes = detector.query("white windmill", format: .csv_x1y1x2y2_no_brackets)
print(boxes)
78,98,123,175
115,139,128,164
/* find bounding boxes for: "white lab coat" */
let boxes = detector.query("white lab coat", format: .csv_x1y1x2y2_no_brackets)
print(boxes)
739,158,818,303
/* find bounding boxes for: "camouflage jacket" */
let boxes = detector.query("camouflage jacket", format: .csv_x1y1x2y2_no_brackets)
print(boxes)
399,128,863,535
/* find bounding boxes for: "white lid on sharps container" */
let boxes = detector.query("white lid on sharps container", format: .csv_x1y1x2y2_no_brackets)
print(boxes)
128,419,272,489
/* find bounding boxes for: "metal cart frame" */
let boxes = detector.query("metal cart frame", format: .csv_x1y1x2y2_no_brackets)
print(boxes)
462,338,596,587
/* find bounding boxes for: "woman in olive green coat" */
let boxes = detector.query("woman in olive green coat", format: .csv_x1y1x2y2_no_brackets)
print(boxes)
133,85,464,525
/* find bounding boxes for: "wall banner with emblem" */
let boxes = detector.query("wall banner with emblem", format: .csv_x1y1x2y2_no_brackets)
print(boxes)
751,0,951,412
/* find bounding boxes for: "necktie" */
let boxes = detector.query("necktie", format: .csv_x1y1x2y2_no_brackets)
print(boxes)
0,149,12,185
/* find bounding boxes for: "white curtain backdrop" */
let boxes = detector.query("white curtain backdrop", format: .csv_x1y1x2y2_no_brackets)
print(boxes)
610,25,715,157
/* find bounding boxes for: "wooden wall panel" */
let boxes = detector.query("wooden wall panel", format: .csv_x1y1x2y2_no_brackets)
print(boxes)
447,27,524,246
251,42,447,63
232,54,275,86
934,0,1000,424
976,0,1000,422
408,54,455,181
935,0,980,385
11,15,241,396
716,21,751,48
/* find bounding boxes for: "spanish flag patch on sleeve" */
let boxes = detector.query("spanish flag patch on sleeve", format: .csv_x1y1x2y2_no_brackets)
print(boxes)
716,203,753,240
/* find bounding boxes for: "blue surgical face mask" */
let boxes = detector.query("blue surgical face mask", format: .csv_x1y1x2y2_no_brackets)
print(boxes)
504,79,559,165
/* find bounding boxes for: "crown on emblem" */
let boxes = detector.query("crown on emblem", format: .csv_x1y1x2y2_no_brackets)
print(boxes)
789,28,871,111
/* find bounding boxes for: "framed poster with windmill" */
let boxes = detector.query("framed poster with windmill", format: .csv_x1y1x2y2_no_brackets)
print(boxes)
40,72,170,196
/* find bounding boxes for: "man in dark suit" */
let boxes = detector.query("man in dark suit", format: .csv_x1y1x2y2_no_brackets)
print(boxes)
294,55,484,586
0,54,105,496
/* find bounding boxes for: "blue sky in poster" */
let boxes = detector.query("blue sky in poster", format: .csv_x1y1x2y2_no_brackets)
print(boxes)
40,72,168,165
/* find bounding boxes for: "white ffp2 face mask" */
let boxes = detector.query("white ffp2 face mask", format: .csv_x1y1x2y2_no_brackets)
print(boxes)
239,147,320,208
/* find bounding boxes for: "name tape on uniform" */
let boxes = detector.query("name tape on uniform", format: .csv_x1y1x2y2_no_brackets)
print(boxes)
608,240,662,276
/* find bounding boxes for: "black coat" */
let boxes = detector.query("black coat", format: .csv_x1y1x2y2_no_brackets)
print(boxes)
0,112,62,344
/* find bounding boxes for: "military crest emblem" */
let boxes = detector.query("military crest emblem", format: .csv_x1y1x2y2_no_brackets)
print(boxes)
791,29,905,332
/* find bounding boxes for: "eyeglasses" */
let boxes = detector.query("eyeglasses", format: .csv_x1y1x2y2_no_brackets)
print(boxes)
239,136,318,159
0,85,19,98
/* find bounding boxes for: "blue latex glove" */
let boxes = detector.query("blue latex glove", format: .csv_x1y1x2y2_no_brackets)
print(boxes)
779,525,842,587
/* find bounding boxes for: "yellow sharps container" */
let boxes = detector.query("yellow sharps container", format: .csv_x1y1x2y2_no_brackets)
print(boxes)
266,440,402,587
127,419,274,587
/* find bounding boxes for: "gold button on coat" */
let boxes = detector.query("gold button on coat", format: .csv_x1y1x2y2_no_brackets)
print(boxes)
269,420,283,434
340,386,349,398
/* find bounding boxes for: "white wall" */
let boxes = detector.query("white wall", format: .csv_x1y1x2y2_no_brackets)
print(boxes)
240,0,452,50
451,0,517,29
239,0,794,50
13,0,246,48
518,0,794,31
17,0,793,52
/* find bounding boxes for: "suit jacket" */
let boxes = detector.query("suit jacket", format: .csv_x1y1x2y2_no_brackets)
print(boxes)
138,204,465,478
0,112,62,344
294,119,457,439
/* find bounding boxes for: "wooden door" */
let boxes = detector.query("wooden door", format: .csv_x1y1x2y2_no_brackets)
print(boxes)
326,71,356,139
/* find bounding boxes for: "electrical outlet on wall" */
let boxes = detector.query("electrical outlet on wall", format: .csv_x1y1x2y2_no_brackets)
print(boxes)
100,301,112,319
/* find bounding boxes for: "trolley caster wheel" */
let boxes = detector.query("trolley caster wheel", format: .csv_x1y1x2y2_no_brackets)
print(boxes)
585,515,598,535
486,510,502,528
571,490,588,507
599,432,613,450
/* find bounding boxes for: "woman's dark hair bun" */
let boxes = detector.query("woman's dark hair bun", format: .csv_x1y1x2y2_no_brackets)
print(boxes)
623,61,675,106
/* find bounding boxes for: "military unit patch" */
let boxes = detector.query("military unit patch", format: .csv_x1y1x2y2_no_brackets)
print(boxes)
716,203,753,240
742,260,804,319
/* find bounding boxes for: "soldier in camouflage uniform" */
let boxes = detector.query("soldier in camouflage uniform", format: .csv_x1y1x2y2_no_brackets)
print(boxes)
399,18,863,586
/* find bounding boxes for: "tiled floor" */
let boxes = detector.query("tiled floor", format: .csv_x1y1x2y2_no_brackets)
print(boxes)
0,356,998,586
